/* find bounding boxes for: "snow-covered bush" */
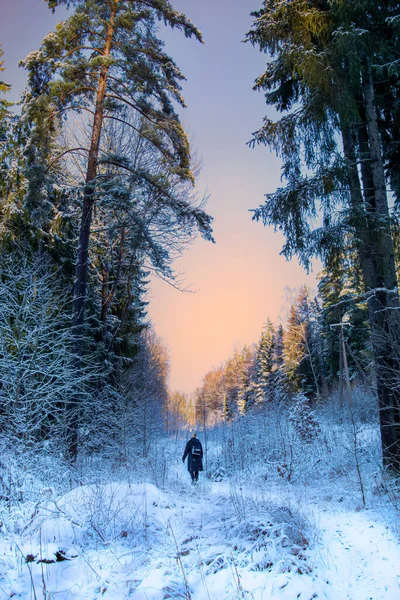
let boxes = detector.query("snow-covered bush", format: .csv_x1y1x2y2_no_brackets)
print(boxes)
21,483,167,560
0,253,100,453
198,490,314,579
319,385,378,426
200,387,382,501
289,393,321,444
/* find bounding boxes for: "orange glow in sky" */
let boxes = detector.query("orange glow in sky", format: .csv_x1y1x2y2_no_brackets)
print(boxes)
1,0,317,394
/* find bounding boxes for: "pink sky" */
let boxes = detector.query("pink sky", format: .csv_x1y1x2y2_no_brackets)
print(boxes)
1,0,316,393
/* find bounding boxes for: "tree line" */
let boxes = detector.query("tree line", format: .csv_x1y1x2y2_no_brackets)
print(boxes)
177,277,370,427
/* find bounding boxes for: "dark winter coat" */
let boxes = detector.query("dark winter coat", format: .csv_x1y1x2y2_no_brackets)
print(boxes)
182,438,203,472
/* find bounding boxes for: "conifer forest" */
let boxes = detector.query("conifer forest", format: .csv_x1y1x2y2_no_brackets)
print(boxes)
0,1,400,598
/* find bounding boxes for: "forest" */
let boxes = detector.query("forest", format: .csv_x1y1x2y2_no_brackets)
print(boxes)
0,0,400,598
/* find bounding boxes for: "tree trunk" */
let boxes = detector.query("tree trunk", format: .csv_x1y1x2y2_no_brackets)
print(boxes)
361,62,400,470
73,7,117,334
100,259,110,342
342,115,400,470
68,4,117,461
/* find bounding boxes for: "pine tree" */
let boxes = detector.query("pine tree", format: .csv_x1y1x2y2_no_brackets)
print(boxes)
22,0,214,459
22,0,213,333
272,323,287,400
225,345,254,417
0,46,22,235
237,349,257,416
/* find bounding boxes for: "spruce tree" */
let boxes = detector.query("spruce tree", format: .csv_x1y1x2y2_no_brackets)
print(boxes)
224,346,254,417
254,318,276,405
248,0,400,469
0,47,20,230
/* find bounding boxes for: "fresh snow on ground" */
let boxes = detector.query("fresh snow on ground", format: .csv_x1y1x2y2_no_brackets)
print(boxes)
316,510,400,599
0,436,399,599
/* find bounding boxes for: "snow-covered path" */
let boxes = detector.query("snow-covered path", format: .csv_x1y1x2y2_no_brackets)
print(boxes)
315,509,400,600
126,482,400,600
1,476,399,598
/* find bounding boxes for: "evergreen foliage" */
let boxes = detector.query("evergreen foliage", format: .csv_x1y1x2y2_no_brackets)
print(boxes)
253,318,276,405
0,0,213,461
0,48,29,248
283,287,324,398
13,0,214,459
0,46,11,145
21,0,213,332
247,0,400,469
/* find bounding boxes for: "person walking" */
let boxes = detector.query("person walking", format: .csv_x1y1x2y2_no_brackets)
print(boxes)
182,432,203,484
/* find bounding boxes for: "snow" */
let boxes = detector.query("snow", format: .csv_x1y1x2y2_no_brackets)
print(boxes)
0,439,399,599
317,511,400,599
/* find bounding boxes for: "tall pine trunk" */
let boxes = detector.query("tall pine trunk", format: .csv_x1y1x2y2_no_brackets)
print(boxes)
68,4,117,461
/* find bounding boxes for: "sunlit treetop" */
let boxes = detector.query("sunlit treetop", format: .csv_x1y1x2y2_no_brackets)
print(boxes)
22,0,204,182
44,0,203,40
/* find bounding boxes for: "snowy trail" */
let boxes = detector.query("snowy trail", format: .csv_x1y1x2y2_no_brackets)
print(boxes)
1,476,399,599
128,481,400,600
315,509,400,600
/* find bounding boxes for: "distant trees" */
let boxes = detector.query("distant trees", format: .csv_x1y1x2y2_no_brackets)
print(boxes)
180,280,376,429
248,0,400,469
165,391,191,438
194,367,226,425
